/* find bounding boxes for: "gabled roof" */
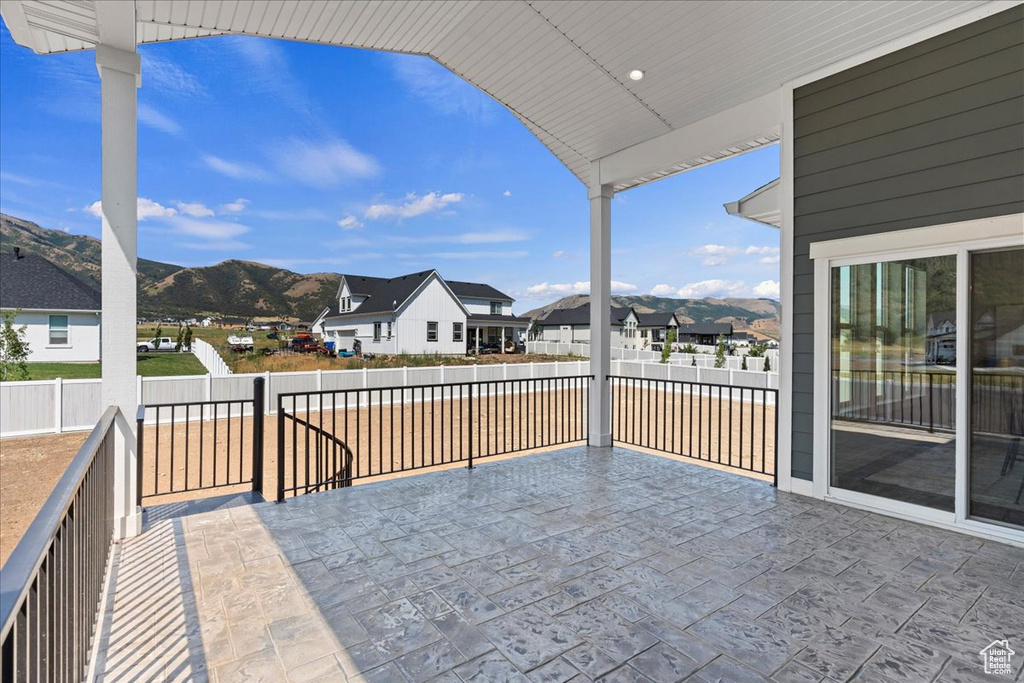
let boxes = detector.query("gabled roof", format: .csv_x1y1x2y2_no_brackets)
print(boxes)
678,323,734,336
537,303,634,327
636,312,678,328
447,280,514,302
724,178,781,228
0,252,101,311
342,275,389,297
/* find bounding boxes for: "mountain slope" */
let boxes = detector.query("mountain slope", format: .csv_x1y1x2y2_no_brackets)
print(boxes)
523,294,780,339
0,213,340,321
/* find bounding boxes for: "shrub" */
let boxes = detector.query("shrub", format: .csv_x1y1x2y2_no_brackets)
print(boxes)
660,329,676,364
680,343,698,354
714,335,726,369
0,309,30,380
764,354,771,372
741,355,748,371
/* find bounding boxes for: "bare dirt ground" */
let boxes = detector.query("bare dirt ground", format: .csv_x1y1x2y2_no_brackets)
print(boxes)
1,385,775,566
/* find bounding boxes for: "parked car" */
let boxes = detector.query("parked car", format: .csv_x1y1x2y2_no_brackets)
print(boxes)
137,337,175,352
470,342,502,355
289,333,320,353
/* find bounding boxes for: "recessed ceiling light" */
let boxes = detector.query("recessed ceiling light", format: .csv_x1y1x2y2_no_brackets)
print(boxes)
628,69,645,81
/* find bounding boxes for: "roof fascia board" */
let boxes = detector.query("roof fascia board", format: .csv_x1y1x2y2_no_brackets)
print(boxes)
94,0,136,52
596,89,783,190
395,271,471,317
0,1,35,52
1,307,101,313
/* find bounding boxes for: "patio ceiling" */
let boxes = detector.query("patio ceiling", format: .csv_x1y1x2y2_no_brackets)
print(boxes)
0,0,992,190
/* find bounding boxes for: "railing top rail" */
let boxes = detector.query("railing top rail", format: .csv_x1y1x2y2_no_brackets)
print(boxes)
0,405,119,641
276,374,595,400
607,374,778,393
141,398,256,409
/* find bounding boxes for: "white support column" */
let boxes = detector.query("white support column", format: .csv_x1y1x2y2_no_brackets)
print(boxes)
588,169,614,447
95,22,141,539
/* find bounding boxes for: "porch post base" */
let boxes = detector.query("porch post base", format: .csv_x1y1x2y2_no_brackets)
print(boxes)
588,433,612,448
114,508,142,540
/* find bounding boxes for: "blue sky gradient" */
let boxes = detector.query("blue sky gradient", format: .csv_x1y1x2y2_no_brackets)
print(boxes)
0,26,781,313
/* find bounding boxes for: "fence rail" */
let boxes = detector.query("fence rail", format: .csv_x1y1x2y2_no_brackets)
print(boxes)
0,406,118,683
609,375,778,482
277,375,591,500
136,378,265,505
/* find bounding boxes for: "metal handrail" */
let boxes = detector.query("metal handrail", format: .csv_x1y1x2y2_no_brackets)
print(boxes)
0,405,119,640
275,374,596,399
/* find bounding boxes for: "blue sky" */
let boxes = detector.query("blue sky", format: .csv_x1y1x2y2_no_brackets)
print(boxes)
0,26,780,313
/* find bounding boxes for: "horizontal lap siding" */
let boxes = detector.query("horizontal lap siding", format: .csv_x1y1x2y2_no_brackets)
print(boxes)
791,6,1024,481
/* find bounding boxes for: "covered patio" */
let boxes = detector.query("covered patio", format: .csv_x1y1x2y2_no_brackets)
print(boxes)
95,446,1023,682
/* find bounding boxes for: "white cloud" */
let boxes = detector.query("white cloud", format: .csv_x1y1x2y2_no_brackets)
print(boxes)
760,255,780,264
745,245,780,255
140,52,205,97
178,240,250,251
552,250,566,258
365,192,463,220
675,279,747,299
174,201,215,218
389,54,496,122
138,104,183,136
414,250,529,260
338,215,363,230
650,284,676,296
753,280,780,298
271,137,380,188
169,216,250,240
220,198,250,213
692,244,740,257
203,155,268,181
526,280,637,297
85,197,177,221
387,229,526,245
503,190,512,197
702,256,728,267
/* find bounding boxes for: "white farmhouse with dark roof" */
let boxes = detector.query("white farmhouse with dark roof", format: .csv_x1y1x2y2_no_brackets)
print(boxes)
533,303,641,349
0,248,101,362
313,270,527,355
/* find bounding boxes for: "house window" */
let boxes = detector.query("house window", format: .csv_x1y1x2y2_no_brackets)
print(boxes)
490,302,502,315
373,322,381,341
49,315,69,345
453,322,463,342
387,322,393,340
427,321,438,342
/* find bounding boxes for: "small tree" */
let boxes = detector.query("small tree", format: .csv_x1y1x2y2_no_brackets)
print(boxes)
660,329,676,364
0,310,31,380
184,326,193,351
741,355,748,371
154,325,163,350
763,354,771,372
714,334,726,369
175,325,185,352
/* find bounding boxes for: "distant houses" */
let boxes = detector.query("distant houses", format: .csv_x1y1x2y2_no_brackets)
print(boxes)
0,248,101,362
313,270,528,355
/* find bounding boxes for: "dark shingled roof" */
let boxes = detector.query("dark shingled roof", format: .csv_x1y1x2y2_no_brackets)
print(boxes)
330,271,435,318
344,275,389,296
467,313,528,325
0,252,101,311
447,280,513,302
537,303,634,327
677,322,733,336
636,312,678,327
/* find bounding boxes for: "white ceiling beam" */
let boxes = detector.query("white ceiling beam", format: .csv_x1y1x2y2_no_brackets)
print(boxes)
94,0,137,51
595,89,783,190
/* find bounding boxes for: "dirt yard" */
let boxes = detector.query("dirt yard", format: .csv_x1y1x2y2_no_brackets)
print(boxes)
1,384,775,566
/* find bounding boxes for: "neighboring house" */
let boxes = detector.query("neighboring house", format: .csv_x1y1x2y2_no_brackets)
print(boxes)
534,303,641,349
318,270,527,355
636,312,679,348
199,317,214,328
0,248,101,362
676,323,733,346
926,310,957,364
218,317,248,329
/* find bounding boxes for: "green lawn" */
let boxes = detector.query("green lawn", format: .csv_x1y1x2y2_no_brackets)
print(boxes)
137,326,281,352
17,353,206,381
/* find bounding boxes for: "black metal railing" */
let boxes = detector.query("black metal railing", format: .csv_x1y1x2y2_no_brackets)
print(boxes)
277,376,591,500
1,406,118,683
831,370,956,432
609,376,777,482
136,377,265,505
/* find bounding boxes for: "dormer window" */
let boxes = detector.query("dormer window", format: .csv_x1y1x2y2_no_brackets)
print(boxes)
490,301,502,315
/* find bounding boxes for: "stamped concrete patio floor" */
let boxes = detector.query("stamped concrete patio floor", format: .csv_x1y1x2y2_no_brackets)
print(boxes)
93,446,1024,683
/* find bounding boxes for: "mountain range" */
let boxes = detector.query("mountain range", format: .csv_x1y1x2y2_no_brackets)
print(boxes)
1,213,780,337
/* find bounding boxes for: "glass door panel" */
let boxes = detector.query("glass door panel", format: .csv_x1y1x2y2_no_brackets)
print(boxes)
830,255,957,510
969,247,1024,529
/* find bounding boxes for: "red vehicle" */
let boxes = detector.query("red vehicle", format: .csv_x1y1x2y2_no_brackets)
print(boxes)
289,333,320,352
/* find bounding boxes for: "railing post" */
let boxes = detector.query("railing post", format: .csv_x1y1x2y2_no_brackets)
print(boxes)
264,370,271,415
928,373,935,433
276,394,285,502
467,383,474,469
136,404,145,507
252,377,265,496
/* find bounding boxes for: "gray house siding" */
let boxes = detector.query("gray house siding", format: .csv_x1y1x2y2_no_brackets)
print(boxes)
791,6,1024,480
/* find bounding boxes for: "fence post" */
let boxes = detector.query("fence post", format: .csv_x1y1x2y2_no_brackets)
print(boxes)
467,383,474,470
264,371,271,415
729,368,735,387
503,363,508,381
206,372,213,421
54,377,62,434
473,364,478,382
136,405,145,507
440,364,446,384
137,373,143,407
252,377,265,497
529,362,535,379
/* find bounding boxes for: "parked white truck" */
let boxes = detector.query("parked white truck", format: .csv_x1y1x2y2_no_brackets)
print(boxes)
137,337,175,352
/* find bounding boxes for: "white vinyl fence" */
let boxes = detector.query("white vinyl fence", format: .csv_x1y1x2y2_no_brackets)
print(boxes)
527,340,779,371
0,361,593,437
190,338,232,376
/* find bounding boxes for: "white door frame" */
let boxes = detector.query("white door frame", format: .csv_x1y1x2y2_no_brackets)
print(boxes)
810,214,1024,546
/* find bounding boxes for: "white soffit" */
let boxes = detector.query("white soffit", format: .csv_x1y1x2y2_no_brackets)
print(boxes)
0,0,997,190
725,178,782,229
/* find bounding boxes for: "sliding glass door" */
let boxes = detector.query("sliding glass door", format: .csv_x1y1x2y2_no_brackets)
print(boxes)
829,255,957,511
969,247,1024,530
